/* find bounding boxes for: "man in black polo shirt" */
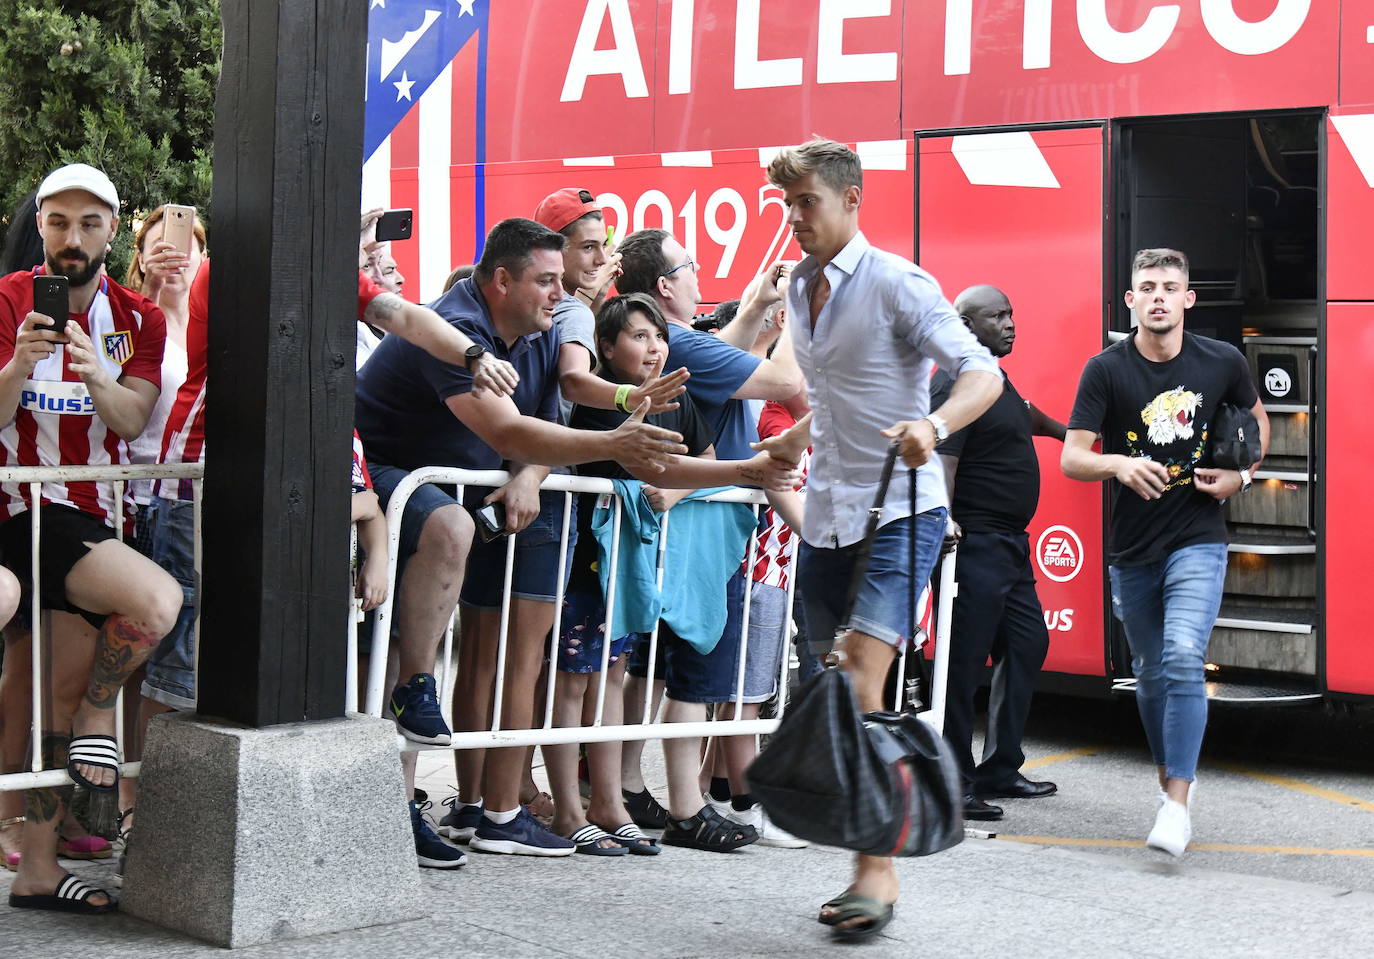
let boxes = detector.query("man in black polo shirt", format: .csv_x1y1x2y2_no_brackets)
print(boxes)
931,285,1066,822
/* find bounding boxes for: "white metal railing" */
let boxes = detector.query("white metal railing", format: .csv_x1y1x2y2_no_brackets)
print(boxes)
0,463,204,792
363,467,956,751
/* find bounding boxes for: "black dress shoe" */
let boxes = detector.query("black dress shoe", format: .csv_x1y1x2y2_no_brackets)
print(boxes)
962,796,1003,821
977,773,1057,800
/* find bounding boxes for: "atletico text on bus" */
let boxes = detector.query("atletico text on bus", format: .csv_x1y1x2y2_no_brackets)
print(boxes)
364,0,1372,706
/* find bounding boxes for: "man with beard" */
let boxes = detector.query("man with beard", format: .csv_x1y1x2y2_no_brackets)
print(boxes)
932,284,1066,822
0,163,183,914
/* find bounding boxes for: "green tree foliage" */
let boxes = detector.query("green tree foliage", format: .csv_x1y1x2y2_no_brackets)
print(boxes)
0,1,220,277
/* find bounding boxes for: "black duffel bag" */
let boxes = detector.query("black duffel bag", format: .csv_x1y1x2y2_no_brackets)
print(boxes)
745,443,963,857
1206,401,1261,470
746,668,963,856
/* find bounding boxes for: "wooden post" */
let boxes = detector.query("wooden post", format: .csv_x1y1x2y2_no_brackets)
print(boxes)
197,0,366,726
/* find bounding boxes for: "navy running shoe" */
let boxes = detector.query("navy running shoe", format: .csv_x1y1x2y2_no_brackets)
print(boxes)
438,796,484,843
469,807,575,857
410,800,465,869
390,673,451,745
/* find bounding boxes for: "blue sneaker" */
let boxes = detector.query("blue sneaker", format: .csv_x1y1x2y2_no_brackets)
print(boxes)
469,807,575,857
390,673,451,745
410,800,465,869
438,796,484,843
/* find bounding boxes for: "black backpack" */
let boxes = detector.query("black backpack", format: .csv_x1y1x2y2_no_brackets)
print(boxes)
1207,402,1261,470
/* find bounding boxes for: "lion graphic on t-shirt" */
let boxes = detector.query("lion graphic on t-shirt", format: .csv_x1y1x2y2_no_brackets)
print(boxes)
1140,387,1202,445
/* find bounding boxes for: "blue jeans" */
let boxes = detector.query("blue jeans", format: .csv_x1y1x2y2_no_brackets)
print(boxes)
797,509,948,655
141,498,198,710
1109,542,1228,782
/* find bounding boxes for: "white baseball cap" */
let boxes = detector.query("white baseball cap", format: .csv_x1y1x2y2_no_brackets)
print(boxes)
36,163,120,214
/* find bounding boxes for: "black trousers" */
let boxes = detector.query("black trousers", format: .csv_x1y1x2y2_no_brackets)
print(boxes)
943,530,1050,793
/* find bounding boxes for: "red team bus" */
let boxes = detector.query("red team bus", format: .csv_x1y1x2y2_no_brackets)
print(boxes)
364,1,1372,707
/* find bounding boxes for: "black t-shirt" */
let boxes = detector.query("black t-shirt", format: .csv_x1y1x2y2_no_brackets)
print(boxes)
1068,331,1258,566
932,369,1039,534
565,387,714,592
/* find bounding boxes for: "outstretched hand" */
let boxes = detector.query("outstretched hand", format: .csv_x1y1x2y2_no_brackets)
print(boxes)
627,352,690,414
610,399,687,473
750,411,812,467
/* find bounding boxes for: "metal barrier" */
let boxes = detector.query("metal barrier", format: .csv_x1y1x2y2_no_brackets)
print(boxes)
0,463,204,792
363,467,956,751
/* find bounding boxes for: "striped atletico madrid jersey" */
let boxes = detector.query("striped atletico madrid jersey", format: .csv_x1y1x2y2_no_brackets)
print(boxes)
0,269,166,531
158,264,392,501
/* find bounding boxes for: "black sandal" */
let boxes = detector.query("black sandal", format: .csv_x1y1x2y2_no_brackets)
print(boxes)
661,806,758,852
9,872,116,914
621,788,669,830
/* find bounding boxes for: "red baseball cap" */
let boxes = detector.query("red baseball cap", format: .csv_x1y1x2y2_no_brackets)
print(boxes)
533,188,600,233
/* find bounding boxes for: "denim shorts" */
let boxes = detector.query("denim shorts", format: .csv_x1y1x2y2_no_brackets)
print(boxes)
662,569,777,704
367,462,464,563
797,508,947,654
625,630,667,681
555,589,636,674
140,498,199,710
460,489,577,609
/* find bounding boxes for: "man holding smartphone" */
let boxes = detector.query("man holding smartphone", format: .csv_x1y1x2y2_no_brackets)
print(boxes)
0,163,183,914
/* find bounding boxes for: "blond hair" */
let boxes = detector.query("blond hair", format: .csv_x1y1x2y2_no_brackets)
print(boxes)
766,138,863,193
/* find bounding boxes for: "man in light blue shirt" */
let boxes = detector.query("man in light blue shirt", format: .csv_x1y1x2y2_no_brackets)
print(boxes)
762,139,1002,940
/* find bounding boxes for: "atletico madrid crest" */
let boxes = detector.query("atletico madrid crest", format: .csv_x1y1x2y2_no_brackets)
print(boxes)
102,331,133,366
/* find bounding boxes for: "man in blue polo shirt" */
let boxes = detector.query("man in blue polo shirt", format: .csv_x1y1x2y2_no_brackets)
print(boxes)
355,217,687,858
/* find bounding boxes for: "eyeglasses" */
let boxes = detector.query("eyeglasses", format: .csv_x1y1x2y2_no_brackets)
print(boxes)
660,258,698,279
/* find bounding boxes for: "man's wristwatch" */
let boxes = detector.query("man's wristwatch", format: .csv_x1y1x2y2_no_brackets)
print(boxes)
922,412,950,443
464,344,487,371
1238,467,1253,493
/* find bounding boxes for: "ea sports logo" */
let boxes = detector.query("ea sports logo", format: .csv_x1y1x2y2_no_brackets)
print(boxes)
1264,367,1292,398
1036,525,1083,583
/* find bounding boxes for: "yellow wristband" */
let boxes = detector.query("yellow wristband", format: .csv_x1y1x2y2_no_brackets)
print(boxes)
614,384,634,413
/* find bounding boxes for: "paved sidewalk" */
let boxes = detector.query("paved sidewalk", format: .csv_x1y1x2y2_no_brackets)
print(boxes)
5,746,1373,957
5,820,1373,957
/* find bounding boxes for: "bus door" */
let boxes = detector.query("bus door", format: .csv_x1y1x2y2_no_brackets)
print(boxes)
915,126,1109,689
1324,109,1374,701
1114,113,1324,705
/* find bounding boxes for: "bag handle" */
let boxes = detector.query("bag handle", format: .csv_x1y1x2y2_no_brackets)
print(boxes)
832,443,910,659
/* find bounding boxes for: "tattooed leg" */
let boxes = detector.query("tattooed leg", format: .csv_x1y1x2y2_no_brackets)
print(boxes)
68,615,163,788
11,732,109,905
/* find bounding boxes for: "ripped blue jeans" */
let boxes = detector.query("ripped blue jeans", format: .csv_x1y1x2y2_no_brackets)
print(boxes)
1109,543,1228,782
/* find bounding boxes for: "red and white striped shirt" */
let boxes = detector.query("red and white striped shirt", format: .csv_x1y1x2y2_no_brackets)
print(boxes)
158,265,390,501
0,269,166,530
744,402,809,591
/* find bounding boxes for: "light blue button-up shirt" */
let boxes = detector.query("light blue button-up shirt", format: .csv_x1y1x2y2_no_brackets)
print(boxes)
789,232,1000,548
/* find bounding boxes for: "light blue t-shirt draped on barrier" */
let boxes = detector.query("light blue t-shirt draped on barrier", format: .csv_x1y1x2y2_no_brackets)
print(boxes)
593,479,756,654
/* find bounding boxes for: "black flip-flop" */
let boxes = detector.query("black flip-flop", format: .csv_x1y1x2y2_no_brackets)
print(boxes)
67,734,119,793
608,822,661,856
567,825,630,856
9,872,116,914
825,894,894,941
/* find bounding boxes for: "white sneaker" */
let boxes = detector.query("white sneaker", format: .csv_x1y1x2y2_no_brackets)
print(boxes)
728,803,809,848
703,792,732,819
1155,780,1198,809
1146,799,1191,857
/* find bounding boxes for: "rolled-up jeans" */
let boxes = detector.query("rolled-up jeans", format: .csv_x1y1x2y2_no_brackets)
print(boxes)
1108,542,1228,782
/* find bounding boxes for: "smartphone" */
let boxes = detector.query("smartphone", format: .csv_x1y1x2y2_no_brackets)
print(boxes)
32,275,69,332
476,502,507,543
375,208,413,242
161,204,196,254
605,224,616,248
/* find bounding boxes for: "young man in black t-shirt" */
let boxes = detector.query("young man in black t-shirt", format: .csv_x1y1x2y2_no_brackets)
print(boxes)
1062,249,1269,858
